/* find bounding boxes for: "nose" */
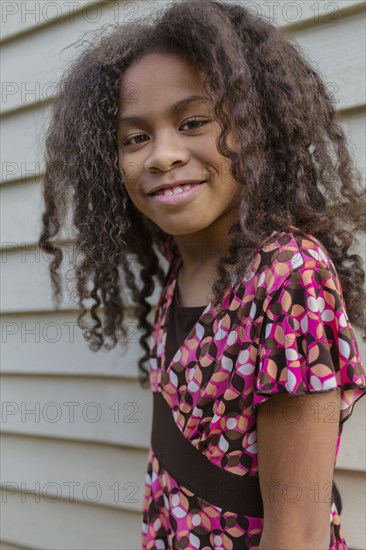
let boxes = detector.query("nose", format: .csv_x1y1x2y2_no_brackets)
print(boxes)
144,129,190,172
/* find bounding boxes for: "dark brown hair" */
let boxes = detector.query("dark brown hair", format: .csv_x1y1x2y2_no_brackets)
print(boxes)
38,0,366,388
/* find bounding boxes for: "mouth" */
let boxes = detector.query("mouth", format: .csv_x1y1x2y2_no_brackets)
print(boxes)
151,180,206,196
149,180,204,195
149,180,206,205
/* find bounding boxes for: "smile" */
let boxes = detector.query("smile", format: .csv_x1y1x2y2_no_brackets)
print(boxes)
150,181,205,205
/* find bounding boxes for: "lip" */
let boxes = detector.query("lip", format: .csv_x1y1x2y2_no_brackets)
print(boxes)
148,180,205,195
149,181,206,206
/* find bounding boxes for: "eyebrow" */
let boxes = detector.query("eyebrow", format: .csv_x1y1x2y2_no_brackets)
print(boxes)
118,95,208,127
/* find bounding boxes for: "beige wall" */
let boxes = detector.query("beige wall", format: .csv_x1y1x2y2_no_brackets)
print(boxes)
1,1,365,548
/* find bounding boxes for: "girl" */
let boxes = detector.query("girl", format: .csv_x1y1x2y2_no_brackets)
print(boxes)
38,0,366,548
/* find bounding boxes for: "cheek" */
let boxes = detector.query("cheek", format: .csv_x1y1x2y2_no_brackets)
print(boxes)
118,155,135,198
118,156,141,195
119,150,145,181
216,158,233,188
121,177,142,207
118,149,126,177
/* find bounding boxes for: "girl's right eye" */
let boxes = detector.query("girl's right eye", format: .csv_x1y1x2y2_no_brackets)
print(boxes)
122,134,148,147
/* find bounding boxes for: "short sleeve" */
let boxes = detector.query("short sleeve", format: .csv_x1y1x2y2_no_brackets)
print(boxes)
252,262,366,426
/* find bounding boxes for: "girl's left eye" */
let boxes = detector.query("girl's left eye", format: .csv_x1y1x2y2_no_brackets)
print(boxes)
181,117,209,131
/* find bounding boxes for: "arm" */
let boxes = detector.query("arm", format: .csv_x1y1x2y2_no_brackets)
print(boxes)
254,390,341,550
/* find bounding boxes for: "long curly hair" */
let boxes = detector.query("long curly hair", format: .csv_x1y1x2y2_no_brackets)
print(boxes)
38,0,366,389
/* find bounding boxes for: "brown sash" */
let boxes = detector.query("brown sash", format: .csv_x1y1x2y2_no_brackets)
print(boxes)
151,390,342,517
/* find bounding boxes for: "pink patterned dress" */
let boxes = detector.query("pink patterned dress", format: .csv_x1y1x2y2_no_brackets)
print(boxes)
141,228,366,549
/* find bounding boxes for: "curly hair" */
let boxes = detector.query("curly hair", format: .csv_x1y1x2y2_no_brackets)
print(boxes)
38,0,366,389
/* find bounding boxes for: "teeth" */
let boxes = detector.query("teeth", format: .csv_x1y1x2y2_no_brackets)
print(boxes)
156,183,193,196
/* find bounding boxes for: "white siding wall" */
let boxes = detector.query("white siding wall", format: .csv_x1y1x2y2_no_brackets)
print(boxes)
1,1,365,548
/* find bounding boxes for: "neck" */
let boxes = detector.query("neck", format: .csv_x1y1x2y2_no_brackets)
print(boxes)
172,206,239,276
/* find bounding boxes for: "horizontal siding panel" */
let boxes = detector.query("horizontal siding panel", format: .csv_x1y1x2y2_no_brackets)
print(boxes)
337,396,366,472
0,488,142,549
1,79,365,190
0,241,84,312
1,104,364,220
0,0,103,41
0,232,364,315
1,233,364,316
1,233,364,314
0,0,165,114
1,310,150,378
0,105,47,185
339,108,366,175
289,11,366,112
274,0,364,28
0,542,33,550
333,470,366,550
1,373,365,464
1,376,152,446
1,3,365,115
0,240,163,312
1,178,56,246
0,310,365,381
1,433,147,511
1,409,365,501
0,465,364,549
1,0,364,43
1,383,364,465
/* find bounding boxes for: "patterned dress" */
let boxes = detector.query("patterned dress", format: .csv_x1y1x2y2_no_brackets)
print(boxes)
141,228,366,549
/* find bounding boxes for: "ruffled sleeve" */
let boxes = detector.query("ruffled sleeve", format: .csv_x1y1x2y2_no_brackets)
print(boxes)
252,262,366,426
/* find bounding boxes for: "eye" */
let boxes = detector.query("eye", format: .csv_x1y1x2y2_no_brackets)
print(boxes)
122,133,148,147
180,117,209,131
121,117,210,147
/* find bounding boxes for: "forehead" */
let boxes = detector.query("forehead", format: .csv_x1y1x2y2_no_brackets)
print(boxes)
119,52,205,105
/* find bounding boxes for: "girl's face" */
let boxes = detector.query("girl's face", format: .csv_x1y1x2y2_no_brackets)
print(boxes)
117,52,241,238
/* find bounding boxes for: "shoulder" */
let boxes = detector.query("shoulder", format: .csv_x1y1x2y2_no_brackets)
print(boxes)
249,227,338,299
